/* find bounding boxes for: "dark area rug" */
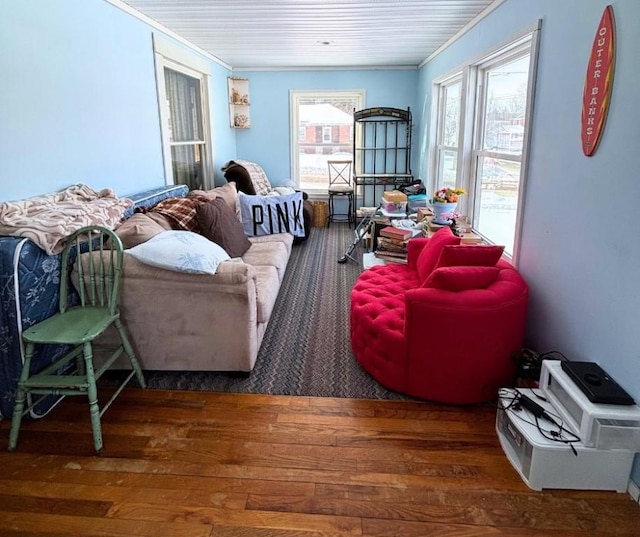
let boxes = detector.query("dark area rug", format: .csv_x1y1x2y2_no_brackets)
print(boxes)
124,224,410,400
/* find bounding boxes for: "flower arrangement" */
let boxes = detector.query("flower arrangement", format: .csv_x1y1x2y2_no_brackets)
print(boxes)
431,187,467,204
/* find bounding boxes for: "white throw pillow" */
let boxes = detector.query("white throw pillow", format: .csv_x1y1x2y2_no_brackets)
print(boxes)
238,191,305,237
126,230,230,274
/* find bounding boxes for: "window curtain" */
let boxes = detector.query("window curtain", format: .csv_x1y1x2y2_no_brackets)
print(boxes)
164,69,204,191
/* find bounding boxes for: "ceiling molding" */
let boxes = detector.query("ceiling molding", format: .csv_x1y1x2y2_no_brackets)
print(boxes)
419,0,508,68
103,0,232,70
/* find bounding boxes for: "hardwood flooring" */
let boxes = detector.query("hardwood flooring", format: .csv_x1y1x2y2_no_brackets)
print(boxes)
0,388,638,536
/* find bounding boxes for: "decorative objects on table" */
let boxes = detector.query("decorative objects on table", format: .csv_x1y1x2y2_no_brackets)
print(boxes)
581,5,615,157
430,187,466,224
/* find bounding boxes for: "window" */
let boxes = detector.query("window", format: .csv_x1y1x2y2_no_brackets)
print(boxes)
434,77,462,190
473,52,531,255
430,26,540,259
163,67,207,190
154,35,213,190
290,90,365,192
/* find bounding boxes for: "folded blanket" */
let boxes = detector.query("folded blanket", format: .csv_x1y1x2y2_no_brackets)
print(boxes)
0,184,134,254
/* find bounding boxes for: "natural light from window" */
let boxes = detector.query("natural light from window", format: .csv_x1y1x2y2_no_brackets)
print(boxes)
430,28,539,260
474,54,531,255
291,91,364,192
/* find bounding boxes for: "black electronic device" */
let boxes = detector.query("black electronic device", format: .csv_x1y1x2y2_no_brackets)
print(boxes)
560,361,635,405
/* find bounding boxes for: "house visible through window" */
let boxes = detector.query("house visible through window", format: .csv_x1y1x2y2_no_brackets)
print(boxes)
430,26,540,259
290,90,364,191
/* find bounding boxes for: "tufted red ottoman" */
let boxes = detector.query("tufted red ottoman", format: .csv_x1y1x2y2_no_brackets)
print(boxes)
350,229,529,404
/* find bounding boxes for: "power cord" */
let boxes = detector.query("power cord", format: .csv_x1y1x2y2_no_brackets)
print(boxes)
498,387,581,456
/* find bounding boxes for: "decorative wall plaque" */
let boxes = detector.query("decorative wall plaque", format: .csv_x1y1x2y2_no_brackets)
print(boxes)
581,5,616,156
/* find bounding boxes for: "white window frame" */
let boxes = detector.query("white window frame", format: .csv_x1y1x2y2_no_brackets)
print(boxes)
433,74,463,191
290,90,365,194
153,34,214,189
322,126,332,143
428,23,541,263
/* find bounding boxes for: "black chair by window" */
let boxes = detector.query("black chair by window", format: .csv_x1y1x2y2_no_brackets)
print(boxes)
327,160,354,227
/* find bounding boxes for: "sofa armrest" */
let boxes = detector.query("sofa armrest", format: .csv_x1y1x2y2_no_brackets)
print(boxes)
403,270,528,403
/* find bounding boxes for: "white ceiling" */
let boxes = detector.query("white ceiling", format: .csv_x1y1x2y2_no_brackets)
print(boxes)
117,0,502,69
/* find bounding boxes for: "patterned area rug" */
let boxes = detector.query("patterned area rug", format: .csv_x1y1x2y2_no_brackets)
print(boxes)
137,224,410,400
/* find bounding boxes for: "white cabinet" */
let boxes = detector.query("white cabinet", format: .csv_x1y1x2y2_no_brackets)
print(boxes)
228,77,250,128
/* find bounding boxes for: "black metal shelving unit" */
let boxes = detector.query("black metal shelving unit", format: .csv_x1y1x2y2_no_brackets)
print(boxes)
352,107,414,208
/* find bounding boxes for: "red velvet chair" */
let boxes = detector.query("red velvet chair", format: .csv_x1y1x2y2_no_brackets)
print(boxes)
350,227,529,404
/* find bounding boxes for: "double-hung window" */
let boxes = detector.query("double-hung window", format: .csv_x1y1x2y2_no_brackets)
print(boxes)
430,25,540,259
434,77,462,191
154,35,213,191
290,90,365,193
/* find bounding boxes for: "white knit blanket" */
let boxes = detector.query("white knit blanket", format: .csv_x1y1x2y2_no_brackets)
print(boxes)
0,184,133,254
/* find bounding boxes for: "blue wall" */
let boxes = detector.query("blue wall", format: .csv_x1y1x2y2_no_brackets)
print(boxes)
0,0,234,201
232,69,419,186
418,0,640,486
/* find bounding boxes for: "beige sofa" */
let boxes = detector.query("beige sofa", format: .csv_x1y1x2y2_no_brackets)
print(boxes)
89,182,294,373
111,233,292,372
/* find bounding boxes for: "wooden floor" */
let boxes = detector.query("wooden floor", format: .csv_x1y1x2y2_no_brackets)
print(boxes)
0,388,638,536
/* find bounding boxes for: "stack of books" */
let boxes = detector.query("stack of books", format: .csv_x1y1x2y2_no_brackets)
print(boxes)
374,226,412,264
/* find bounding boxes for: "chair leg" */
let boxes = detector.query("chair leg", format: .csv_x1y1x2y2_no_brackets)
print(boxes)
327,194,333,228
8,342,35,451
114,318,146,389
82,342,103,454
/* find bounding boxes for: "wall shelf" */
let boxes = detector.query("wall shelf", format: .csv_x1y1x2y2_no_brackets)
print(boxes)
228,77,250,128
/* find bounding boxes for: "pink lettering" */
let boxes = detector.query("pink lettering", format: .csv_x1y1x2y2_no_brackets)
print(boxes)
595,59,603,68
599,27,607,36
591,87,599,96
593,70,601,78
589,107,596,115
589,97,598,106
597,37,606,46
587,118,595,126
587,127,594,136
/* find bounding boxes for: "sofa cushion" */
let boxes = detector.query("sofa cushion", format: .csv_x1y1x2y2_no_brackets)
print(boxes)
126,230,230,275
189,182,240,219
424,266,501,291
238,191,305,238
241,240,290,282
436,244,505,268
196,198,252,258
252,265,280,324
112,213,166,249
415,227,461,282
248,233,294,257
145,211,174,230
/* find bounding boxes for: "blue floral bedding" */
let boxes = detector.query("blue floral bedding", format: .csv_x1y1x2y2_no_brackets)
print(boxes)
0,184,188,418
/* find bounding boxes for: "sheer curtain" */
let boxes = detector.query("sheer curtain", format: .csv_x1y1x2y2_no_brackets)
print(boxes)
164,68,205,191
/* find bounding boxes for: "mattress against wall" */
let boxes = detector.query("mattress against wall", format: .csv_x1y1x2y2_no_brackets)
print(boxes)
0,184,188,419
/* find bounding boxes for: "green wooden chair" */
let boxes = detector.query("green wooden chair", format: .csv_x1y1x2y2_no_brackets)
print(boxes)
8,225,146,453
